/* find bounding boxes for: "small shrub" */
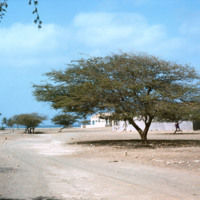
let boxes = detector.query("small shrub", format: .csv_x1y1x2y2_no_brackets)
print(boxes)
0,126,5,130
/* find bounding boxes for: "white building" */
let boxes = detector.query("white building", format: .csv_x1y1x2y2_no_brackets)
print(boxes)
81,113,196,131
81,113,112,128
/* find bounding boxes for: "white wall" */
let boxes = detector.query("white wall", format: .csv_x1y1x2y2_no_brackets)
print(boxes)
82,124,106,128
112,120,193,132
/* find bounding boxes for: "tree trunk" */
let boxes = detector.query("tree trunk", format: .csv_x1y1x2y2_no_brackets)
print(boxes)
29,127,31,133
140,131,148,144
59,126,66,132
128,117,153,144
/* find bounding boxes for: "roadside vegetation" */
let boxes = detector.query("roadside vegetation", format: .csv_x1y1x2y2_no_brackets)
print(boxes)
12,113,47,133
0,113,46,133
51,113,79,132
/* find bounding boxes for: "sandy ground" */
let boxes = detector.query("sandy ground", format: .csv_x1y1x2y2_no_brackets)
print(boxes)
0,127,200,200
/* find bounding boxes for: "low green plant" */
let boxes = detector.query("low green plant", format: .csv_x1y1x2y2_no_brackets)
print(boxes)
0,126,5,130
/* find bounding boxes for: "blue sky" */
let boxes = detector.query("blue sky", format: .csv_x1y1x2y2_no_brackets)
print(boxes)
0,0,200,124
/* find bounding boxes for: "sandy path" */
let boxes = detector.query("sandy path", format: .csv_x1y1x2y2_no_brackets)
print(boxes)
0,128,200,200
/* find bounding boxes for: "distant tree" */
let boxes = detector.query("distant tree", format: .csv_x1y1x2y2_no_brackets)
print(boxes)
1,117,15,129
155,102,200,133
1,117,7,126
7,118,15,129
12,113,46,133
0,0,42,28
51,114,78,132
33,53,200,143
0,114,4,130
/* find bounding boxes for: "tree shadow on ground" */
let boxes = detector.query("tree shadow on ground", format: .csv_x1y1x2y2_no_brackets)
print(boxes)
33,197,61,200
19,131,45,135
70,139,200,149
0,197,61,200
33,132,45,134
0,167,18,173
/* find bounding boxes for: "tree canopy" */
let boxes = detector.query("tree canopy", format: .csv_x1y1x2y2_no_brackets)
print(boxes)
51,113,78,132
0,0,42,28
33,53,200,143
12,113,46,133
1,117,14,129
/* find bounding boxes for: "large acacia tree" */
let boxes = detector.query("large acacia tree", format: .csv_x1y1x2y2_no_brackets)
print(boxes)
33,53,200,143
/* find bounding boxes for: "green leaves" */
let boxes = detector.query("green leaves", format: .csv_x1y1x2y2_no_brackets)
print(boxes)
0,0,42,28
51,113,79,131
30,0,42,28
33,52,200,141
51,113,78,126
34,53,200,118
0,0,8,21
12,113,47,133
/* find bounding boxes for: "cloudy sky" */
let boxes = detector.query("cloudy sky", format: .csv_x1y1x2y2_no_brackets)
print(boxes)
0,0,200,124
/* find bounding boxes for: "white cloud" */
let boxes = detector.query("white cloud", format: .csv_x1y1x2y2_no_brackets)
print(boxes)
1,12,200,69
72,12,166,51
70,12,200,68
0,13,169,69
0,23,70,67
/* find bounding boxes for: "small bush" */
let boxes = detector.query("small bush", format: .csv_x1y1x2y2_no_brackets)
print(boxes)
0,126,5,130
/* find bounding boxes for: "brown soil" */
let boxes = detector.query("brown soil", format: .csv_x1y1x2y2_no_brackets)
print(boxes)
0,128,200,200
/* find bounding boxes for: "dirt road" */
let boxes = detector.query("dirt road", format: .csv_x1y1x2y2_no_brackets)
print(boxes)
0,128,200,200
